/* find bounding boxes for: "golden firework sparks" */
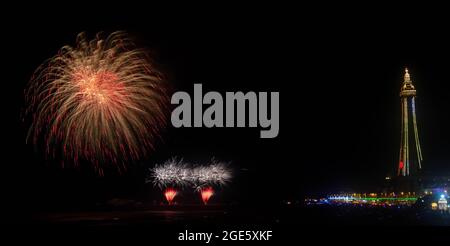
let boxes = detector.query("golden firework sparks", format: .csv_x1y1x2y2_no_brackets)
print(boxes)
25,32,169,175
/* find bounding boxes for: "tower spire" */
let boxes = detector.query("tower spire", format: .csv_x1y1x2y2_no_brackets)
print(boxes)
404,67,411,83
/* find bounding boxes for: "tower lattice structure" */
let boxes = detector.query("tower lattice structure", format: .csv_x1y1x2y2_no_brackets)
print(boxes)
398,68,423,176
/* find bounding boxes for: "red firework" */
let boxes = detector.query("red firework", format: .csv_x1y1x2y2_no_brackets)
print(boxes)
200,187,214,205
164,188,177,205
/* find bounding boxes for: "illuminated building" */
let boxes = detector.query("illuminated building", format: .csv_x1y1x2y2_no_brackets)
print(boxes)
438,195,448,211
398,68,423,176
431,202,438,210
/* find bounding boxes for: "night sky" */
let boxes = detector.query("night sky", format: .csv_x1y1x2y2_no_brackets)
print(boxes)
2,5,450,215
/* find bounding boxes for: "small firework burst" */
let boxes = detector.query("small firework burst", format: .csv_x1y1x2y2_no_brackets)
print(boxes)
164,188,178,205
148,158,232,189
192,159,232,189
24,31,169,174
200,187,214,205
150,157,190,188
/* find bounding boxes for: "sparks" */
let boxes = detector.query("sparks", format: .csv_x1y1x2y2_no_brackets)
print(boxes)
150,158,190,188
200,187,214,205
24,32,169,174
191,159,232,189
164,188,178,205
148,158,232,189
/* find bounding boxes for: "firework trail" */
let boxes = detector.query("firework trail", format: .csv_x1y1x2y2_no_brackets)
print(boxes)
24,32,169,174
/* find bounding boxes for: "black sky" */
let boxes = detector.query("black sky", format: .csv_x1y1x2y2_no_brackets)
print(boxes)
2,4,450,212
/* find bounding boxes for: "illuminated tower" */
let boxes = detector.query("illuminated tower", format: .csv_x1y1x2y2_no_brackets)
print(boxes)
398,68,423,176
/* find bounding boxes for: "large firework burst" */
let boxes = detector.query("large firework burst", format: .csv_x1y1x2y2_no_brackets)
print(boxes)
24,32,169,174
